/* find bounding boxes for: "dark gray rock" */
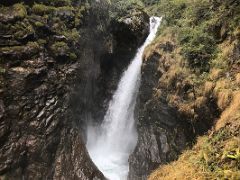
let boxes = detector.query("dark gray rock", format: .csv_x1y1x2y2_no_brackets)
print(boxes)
0,1,110,179
128,49,187,180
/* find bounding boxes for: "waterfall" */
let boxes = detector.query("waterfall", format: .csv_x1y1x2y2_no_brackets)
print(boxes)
87,17,162,180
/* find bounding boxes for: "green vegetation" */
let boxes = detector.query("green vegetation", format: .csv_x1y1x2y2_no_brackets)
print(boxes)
0,0,88,62
109,0,144,18
179,27,217,72
32,3,55,15
62,28,80,43
13,3,27,18
0,67,6,74
13,20,34,39
49,41,77,60
50,41,69,57
143,0,239,73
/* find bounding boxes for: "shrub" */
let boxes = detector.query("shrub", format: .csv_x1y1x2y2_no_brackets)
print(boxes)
179,27,217,72
109,0,144,18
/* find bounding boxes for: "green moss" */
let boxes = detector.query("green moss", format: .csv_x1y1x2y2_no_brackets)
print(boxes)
32,4,55,15
13,3,27,18
109,0,144,18
0,42,40,54
37,39,47,46
0,67,6,74
74,6,86,27
13,21,34,40
50,0,72,6
69,53,77,60
27,41,40,49
62,28,80,43
34,21,44,27
50,41,70,57
0,46,24,53
57,6,74,12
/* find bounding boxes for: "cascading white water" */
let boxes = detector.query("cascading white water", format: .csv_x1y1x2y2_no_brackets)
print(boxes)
87,17,162,180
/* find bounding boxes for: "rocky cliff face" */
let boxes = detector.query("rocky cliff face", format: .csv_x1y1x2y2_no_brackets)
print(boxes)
0,0,150,179
0,0,109,179
97,7,149,123
128,42,189,180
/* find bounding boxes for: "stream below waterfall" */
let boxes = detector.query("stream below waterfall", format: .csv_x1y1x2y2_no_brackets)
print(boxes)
86,17,162,180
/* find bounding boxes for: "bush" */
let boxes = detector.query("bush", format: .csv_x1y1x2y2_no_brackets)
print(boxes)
179,27,217,72
153,0,188,25
109,0,144,18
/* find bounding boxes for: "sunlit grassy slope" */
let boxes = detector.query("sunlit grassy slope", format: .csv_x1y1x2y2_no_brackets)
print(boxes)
140,0,240,179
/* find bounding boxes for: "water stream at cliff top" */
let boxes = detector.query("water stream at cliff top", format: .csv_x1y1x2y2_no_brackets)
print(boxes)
86,17,162,180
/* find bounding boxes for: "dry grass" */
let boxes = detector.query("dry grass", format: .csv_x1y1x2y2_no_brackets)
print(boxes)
195,96,207,109
149,136,212,180
216,89,232,110
204,81,215,96
143,32,175,61
160,65,183,88
209,68,224,80
148,126,240,180
235,73,240,85
214,79,231,94
149,159,206,180
216,91,240,130
220,40,234,60
178,103,195,118
212,39,234,70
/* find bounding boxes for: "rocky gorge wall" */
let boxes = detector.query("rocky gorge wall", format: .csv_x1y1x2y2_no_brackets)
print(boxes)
0,0,150,179
132,1,240,179
0,0,111,179
128,40,189,180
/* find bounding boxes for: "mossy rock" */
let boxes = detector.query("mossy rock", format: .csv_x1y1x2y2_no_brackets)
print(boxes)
13,20,35,41
74,6,87,27
62,28,80,43
69,52,77,60
0,3,27,23
32,4,55,15
50,41,70,57
0,41,40,59
34,21,45,27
